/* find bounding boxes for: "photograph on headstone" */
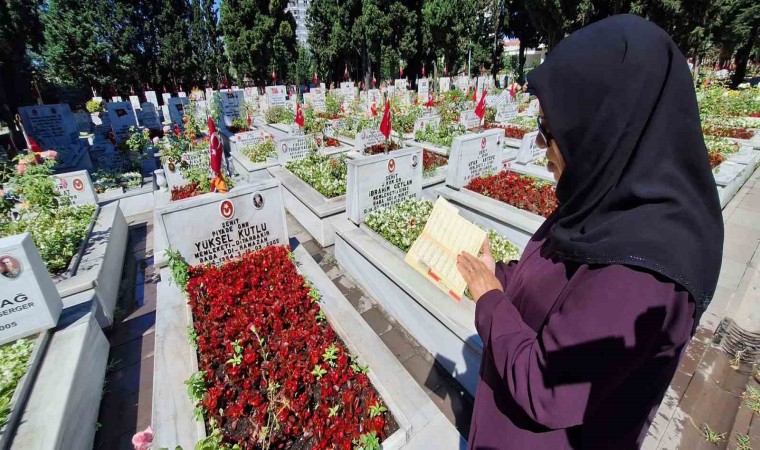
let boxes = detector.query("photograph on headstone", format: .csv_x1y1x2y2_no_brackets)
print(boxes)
168,97,190,130
18,104,87,169
106,101,138,143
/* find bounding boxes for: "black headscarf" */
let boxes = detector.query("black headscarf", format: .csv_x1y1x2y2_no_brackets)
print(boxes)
527,15,723,328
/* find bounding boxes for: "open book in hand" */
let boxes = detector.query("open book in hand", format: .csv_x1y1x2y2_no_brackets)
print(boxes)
404,197,486,301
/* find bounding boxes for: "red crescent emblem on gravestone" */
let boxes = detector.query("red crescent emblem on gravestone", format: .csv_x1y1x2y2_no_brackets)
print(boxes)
282,143,288,153
220,200,235,220
73,178,84,192
481,137,487,149
388,159,396,173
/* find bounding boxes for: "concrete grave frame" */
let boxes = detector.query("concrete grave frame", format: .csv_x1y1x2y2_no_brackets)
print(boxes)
267,166,347,247
334,220,483,396
54,201,129,327
8,306,108,450
151,242,464,448
714,157,756,209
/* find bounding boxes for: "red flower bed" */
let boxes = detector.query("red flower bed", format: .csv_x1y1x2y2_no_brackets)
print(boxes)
466,171,558,218
324,137,341,147
316,112,341,120
703,125,754,140
171,182,204,201
364,141,401,155
423,150,447,172
750,111,760,118
186,246,397,449
709,152,724,169
484,124,530,139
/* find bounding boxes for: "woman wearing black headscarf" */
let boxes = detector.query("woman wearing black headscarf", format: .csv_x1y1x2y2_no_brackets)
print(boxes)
457,15,723,449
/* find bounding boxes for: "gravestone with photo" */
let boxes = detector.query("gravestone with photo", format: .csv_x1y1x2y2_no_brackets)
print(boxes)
265,86,287,108
18,104,87,169
168,97,190,130
341,82,356,102
0,233,63,346
217,90,245,128
155,181,288,267
459,110,481,130
106,102,138,143
418,78,430,102
346,147,423,224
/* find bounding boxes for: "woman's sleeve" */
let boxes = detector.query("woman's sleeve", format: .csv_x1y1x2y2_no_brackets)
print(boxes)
474,266,689,430
494,260,518,291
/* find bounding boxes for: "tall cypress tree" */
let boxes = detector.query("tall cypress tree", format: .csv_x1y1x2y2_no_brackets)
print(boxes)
156,0,195,90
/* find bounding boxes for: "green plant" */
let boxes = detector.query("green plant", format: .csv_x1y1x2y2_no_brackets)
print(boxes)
743,386,760,414
311,364,327,380
701,424,725,445
166,248,190,290
325,91,342,116
241,139,276,164
0,339,34,428
414,123,465,148
354,431,381,450
85,99,104,113
264,105,295,124
368,401,387,418
285,153,347,198
735,433,752,450
322,343,339,366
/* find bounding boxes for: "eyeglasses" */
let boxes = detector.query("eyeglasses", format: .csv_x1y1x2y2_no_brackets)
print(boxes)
536,115,554,149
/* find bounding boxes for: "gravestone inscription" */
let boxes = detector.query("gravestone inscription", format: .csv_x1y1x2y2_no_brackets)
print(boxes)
445,130,502,189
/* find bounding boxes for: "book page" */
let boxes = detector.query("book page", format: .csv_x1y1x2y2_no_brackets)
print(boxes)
404,197,486,300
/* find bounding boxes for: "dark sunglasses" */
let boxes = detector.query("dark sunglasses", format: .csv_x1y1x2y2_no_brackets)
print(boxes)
536,115,554,148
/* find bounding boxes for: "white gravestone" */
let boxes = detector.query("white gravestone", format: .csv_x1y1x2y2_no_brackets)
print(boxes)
265,86,287,108
346,146,423,224
168,97,190,130
145,91,159,110
414,114,441,133
111,96,123,103
106,102,138,143
18,104,87,169
459,110,482,130
310,88,326,112
340,82,356,102
217,90,245,128
276,135,313,164
496,103,519,124
53,170,98,205
516,131,541,164
355,128,386,151
367,89,382,106
90,149,139,174
178,91,187,98
141,102,161,130
205,88,214,101
418,78,430,102
394,79,407,91
244,87,256,102
445,130,503,189
155,181,288,267
161,92,172,105
0,233,63,346
161,105,170,123
476,77,486,100
129,96,142,115
456,76,469,93
193,100,208,121
439,77,451,92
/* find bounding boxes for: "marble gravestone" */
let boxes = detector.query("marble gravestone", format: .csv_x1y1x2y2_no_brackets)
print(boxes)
346,146,424,224
265,86,287,108
161,92,172,107
155,181,288,267
53,170,98,205
276,135,313,164
106,102,138,143
129,96,142,116
476,77,486,99
217,90,245,128
178,91,187,98
18,104,87,169
0,233,63,346
309,88,326,112
168,97,190,130
141,102,162,130
414,114,441,133
459,110,482,130
496,103,519,124
111,96,123,103
355,128,387,152
145,91,159,110
445,129,503,189
456,76,469,93
417,78,430,102
340,82,356,102
516,131,541,164
90,149,139,175
439,77,451,92
73,112,92,134
367,89,382,106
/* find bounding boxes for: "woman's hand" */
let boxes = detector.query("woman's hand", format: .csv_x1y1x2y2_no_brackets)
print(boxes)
457,239,502,301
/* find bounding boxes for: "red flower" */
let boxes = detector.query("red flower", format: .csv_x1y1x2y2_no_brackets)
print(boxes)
466,171,558,218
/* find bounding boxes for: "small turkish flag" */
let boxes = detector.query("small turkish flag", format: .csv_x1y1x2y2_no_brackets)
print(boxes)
372,75,376,87
425,93,434,108
444,67,448,76
295,102,305,128
344,66,349,80
379,100,391,139
400,66,404,78
472,90,477,103
272,69,276,81
370,102,377,116
474,90,488,120
509,84,516,100
421,66,425,77
313,72,318,85
208,117,222,177
173,122,181,136
247,109,252,128
28,136,42,163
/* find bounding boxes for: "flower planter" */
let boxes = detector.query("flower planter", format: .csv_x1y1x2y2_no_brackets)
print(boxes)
8,309,108,449
435,186,545,249
0,332,50,449
268,166,347,247
229,147,278,183
335,221,482,396
506,161,556,184
54,201,129,327
96,181,155,218
151,244,464,448
406,139,450,156
713,157,757,209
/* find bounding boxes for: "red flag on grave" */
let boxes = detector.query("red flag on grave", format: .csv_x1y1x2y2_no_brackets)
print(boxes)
425,93,434,108
399,66,404,78
509,83,516,100
370,102,377,116
247,109,253,129
379,100,391,139
472,90,477,103
208,117,228,193
344,66,349,80
474,90,488,120
27,136,43,163
313,72,318,85
421,66,426,77
295,101,305,128
372,75,376,87
271,69,276,82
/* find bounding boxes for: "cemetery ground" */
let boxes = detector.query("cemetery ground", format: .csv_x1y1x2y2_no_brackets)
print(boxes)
88,174,760,450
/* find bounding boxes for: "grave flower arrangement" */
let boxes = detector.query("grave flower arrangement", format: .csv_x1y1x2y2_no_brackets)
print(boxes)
390,97,421,134
363,140,402,155
92,169,142,193
697,87,760,117
414,123,465,148
285,153,348,198
0,338,34,429
0,152,96,273
241,138,277,164
170,245,397,449
364,198,521,268
264,106,295,125
466,171,558,218
705,136,741,168
701,116,757,140
422,150,447,177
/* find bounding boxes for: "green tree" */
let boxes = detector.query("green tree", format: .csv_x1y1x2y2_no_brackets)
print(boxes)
505,0,541,83
307,0,361,83
290,45,315,86
220,0,297,85
710,0,760,88
157,0,195,90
